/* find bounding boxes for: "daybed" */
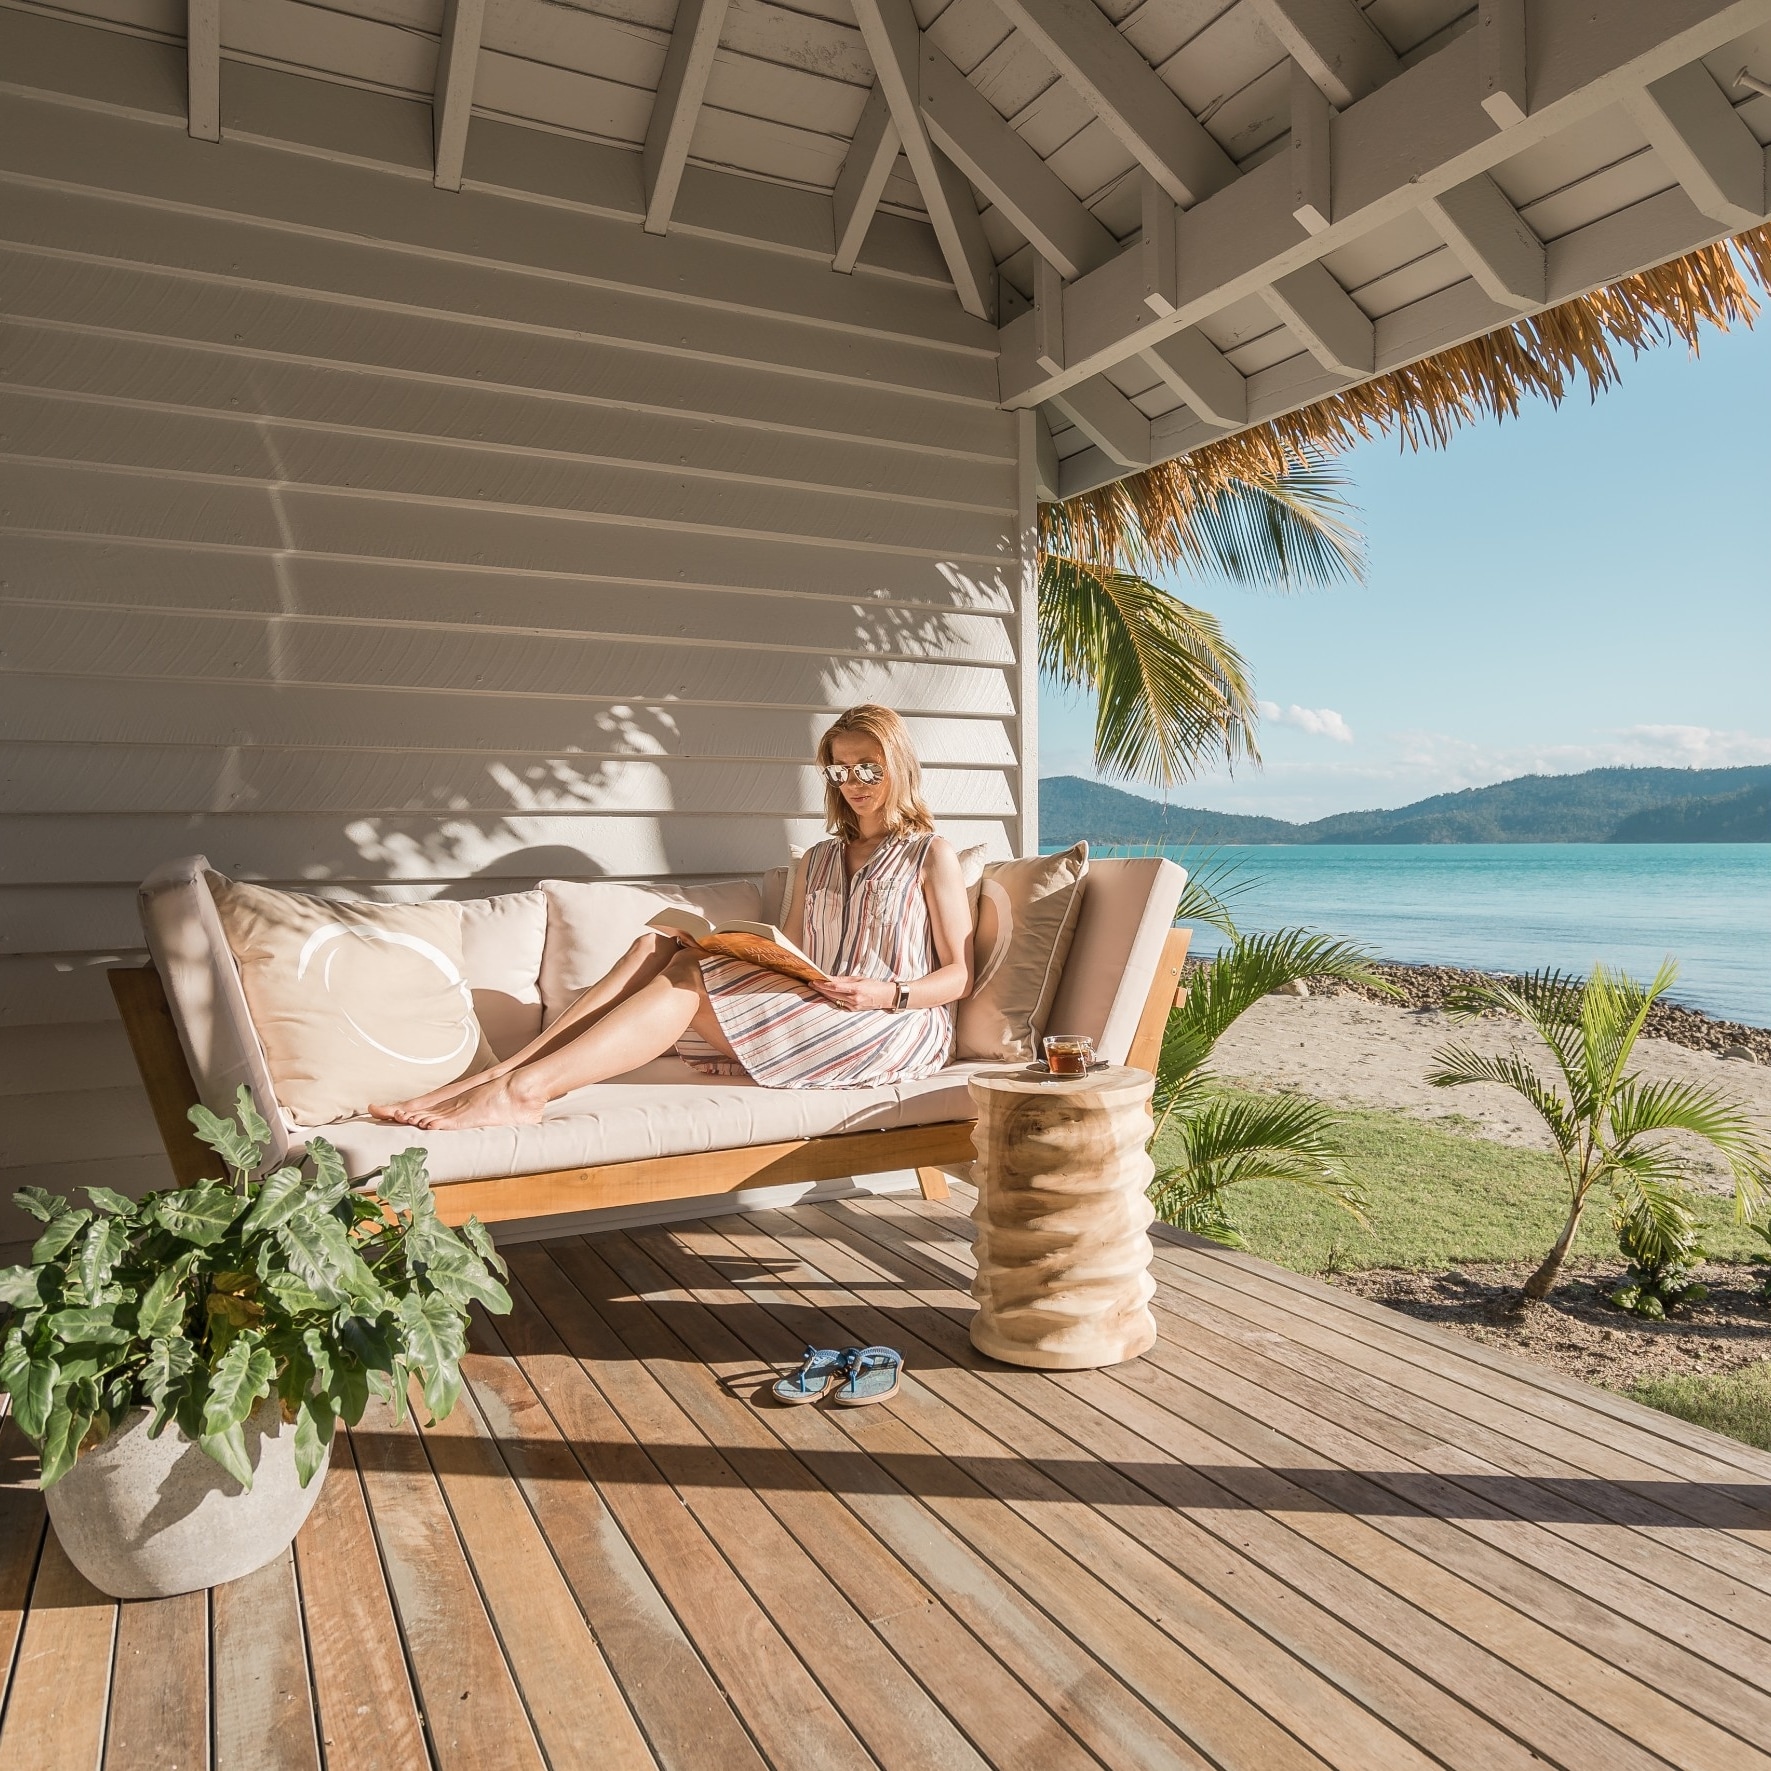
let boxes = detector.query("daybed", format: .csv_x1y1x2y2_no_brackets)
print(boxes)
110,855,1189,1231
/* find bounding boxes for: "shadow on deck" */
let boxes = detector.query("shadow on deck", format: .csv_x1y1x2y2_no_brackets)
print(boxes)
3,1188,1769,1770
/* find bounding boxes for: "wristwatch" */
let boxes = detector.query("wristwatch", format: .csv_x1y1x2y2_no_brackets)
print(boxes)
894,982,912,1013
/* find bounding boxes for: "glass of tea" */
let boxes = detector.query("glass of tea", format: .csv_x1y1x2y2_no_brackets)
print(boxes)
1042,1034,1096,1075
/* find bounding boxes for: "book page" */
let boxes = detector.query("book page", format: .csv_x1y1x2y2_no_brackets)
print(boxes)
693,930,829,984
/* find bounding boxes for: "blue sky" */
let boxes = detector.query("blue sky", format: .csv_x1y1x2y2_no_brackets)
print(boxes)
1039,318,1771,824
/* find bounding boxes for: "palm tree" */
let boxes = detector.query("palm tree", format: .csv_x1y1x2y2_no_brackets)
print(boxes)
1038,458,1364,785
1147,929,1393,1244
1428,963,1770,1304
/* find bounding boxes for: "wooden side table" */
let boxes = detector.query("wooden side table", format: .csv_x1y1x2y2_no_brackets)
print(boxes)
966,1064,1158,1370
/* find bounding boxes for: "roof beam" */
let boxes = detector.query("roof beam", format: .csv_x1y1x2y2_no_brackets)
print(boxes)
431,0,484,192
1627,60,1767,230
1245,0,1399,108
1142,328,1248,427
1139,172,1179,315
851,0,996,320
920,42,1117,279
999,0,1771,409
1422,172,1545,307
1289,59,1332,234
1477,0,1528,127
1031,406,1062,499
1266,261,1373,375
186,0,219,141
1052,376,1152,468
643,0,732,235
832,84,899,273
990,0,1238,206
1034,256,1065,375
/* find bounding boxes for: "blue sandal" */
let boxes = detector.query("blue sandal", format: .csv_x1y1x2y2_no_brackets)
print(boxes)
771,1345,847,1405
830,1345,903,1407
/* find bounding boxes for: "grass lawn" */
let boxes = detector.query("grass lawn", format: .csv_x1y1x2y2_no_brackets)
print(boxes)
1626,1365,1771,1452
1158,1097,1766,1275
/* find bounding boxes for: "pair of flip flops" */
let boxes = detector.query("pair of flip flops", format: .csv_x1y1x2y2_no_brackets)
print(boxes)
771,1344,903,1407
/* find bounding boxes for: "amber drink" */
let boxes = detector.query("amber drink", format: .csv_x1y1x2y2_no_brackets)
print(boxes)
1043,1035,1095,1075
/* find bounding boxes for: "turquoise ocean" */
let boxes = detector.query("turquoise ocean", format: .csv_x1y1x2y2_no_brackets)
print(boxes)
1066,844,1771,1027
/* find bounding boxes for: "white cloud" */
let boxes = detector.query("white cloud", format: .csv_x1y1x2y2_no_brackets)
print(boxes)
1259,701,1355,743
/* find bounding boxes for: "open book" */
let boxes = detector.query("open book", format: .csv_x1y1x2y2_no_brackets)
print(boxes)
648,907,829,985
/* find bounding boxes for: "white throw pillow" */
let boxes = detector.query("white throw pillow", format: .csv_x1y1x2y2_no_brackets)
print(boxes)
537,877,765,1026
458,890,548,1061
211,881,484,1125
955,843,1089,1062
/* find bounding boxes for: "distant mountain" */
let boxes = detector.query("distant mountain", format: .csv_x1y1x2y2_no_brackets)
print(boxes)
1041,765,1771,846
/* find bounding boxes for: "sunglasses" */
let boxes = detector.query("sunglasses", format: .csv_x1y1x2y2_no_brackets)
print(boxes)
821,762,885,785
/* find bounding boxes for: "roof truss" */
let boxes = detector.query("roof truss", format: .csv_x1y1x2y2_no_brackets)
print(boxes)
643,0,733,235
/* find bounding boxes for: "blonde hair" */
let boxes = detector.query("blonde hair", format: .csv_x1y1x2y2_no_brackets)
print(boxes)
817,704,935,842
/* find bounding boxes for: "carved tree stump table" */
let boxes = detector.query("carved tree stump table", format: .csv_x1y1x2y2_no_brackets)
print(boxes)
966,1064,1158,1370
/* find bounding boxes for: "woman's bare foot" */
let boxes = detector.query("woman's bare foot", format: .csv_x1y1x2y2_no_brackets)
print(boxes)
402,1071,548,1132
369,1064,507,1123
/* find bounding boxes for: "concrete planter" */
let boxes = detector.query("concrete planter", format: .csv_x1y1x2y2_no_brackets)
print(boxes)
44,1396,330,1598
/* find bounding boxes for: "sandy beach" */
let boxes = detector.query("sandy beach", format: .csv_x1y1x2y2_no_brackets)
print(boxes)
1210,989,1771,1194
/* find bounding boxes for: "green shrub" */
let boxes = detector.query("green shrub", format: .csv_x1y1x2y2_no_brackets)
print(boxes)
0,1090,510,1488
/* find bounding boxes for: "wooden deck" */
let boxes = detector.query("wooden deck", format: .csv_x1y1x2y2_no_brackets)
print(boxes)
3,1188,1770,1771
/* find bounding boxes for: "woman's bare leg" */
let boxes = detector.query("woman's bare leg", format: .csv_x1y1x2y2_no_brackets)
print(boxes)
371,932,678,1120
391,951,733,1131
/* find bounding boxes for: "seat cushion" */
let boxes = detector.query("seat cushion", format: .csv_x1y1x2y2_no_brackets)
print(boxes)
305,1059,994,1184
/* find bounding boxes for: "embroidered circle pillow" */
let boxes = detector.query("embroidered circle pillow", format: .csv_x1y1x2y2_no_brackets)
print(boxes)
212,881,486,1125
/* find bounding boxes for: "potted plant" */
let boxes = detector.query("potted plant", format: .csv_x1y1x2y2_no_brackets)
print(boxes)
0,1089,511,1598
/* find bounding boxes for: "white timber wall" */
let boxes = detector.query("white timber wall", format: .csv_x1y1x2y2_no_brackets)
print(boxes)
0,11,1027,1218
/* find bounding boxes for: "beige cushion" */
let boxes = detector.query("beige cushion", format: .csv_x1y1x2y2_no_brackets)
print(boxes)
212,881,484,1125
306,1056,998,1183
459,890,548,1061
955,842,1089,1062
1045,856,1188,1064
537,877,765,1026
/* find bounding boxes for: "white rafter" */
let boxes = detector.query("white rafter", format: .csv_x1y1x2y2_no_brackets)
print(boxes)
1052,376,1152,467
1477,0,1529,127
999,0,1771,410
187,0,219,142
832,84,899,273
643,0,732,236
1142,329,1248,427
431,0,485,192
919,41,1118,280
991,0,1239,206
851,0,996,320
1627,60,1767,230
1245,0,1399,108
1034,255,1066,376
1266,261,1373,375
1288,59,1332,234
1423,173,1546,308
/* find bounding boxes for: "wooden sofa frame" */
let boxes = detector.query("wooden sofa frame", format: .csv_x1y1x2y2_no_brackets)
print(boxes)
109,928,1190,1227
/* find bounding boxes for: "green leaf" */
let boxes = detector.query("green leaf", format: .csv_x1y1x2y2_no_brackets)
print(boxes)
259,1272,330,1317
397,1291,465,1421
305,1136,347,1191
13,1186,67,1224
6,1351,57,1441
332,1354,371,1427
48,1305,131,1345
202,1334,275,1440
293,1394,335,1489
456,1216,508,1279
83,1186,138,1217
32,1208,92,1266
241,1167,311,1237
187,1103,264,1179
276,1210,379,1307
77,1213,131,1295
0,1266,47,1310
199,1422,254,1489
37,1402,90,1487
135,1255,196,1341
377,1148,432,1216
142,1337,196,1436
233,1086,273,1154
154,1186,244,1246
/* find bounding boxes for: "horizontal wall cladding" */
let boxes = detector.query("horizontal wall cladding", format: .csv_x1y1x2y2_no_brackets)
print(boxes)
0,20,1026,1219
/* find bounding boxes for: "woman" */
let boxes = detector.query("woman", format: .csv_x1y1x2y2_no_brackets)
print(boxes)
372,704,973,1130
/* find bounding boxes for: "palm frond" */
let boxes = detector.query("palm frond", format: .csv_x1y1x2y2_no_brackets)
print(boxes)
1578,959,1674,1113
1038,557,1261,785
1173,848,1253,940
1606,1160,1702,1271
1427,1044,1579,1154
1607,1078,1771,1216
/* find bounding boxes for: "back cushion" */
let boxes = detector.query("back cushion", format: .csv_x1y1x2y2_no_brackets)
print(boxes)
538,878,765,1025
458,890,548,1061
212,881,484,1125
955,843,1089,1062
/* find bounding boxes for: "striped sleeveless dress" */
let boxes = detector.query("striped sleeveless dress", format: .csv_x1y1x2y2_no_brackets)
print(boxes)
679,832,953,1089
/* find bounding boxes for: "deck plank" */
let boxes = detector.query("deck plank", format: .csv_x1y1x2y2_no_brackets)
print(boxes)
292,1434,429,1771
0,1413,48,1718
212,1550,320,1771
413,1376,655,1770
459,1324,761,1771
495,1256,871,1771
105,1590,210,1771
0,1529,117,1771
349,1397,545,1770
614,1225,1206,1771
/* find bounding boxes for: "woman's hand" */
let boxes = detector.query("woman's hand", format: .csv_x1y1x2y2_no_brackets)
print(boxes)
815,974,897,1012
